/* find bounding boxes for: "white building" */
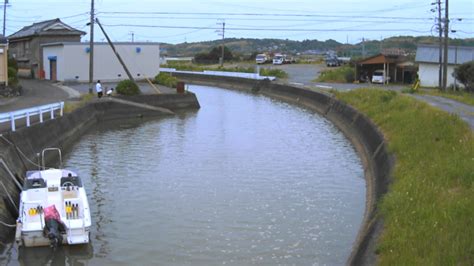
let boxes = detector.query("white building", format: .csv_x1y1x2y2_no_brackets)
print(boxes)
41,42,160,82
415,44,474,87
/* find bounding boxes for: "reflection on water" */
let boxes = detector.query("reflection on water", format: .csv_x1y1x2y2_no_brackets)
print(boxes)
2,85,365,265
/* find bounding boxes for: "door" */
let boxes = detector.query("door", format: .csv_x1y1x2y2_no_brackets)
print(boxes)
49,59,57,81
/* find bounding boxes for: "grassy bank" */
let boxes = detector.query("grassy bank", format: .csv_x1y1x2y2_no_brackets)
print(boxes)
334,89,473,265
315,65,355,83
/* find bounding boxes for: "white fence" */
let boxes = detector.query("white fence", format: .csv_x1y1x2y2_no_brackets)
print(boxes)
159,68,276,81
0,102,64,132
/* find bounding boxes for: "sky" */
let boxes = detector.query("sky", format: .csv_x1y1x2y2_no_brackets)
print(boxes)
3,0,474,44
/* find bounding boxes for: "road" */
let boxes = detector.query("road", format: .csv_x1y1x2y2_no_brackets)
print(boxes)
0,79,71,113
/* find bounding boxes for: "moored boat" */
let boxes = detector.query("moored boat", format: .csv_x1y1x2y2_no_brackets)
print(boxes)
16,148,91,247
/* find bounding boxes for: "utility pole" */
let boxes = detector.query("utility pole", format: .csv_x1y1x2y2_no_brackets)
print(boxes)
362,37,366,57
442,0,449,91
217,21,225,67
3,0,8,37
436,0,443,89
129,31,134,42
88,0,94,94
96,18,135,83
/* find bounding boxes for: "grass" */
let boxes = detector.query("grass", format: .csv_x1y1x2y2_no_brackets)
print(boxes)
334,89,474,265
63,93,95,113
420,89,474,106
315,65,355,83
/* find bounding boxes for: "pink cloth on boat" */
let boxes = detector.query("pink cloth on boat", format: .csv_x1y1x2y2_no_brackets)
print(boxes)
43,205,61,221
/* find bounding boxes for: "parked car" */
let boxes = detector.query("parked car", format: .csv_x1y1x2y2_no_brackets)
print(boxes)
273,54,284,65
371,69,390,84
255,54,269,64
325,57,340,67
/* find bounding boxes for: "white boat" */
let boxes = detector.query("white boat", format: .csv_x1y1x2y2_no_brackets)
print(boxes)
15,148,91,248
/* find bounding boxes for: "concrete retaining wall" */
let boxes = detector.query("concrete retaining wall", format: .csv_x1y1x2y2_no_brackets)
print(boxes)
0,93,199,242
175,73,393,266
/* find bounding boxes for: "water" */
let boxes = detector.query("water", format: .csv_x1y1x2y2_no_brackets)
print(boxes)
2,85,365,265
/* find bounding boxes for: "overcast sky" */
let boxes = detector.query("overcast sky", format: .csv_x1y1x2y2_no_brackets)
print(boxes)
4,0,474,44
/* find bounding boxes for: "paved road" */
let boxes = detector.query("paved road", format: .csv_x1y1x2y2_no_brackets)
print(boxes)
0,79,70,113
262,64,407,91
67,81,175,94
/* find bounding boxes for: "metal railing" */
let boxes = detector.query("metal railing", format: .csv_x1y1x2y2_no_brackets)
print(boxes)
0,102,64,132
159,68,277,81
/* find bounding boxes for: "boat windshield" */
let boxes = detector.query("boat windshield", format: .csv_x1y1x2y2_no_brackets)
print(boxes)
23,178,47,190
60,176,83,187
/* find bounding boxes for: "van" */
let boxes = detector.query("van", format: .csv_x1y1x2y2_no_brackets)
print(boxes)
371,70,390,84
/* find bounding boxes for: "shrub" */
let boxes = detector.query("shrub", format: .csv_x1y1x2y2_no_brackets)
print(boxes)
316,66,355,83
154,72,178,88
8,67,19,87
8,57,18,71
453,60,474,92
116,79,140,95
260,68,288,79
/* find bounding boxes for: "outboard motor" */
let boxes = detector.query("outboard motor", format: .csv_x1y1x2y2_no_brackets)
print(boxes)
44,219,63,248
42,205,65,249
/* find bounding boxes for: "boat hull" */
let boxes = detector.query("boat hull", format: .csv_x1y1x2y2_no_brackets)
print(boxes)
17,227,91,247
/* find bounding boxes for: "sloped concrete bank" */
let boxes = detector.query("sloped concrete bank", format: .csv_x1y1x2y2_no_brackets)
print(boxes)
0,93,200,241
175,73,393,265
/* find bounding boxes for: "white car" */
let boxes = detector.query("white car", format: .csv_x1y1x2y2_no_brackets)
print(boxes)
273,54,284,65
371,70,390,84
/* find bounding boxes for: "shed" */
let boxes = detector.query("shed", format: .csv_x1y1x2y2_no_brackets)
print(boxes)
42,42,160,82
356,54,416,84
415,44,474,87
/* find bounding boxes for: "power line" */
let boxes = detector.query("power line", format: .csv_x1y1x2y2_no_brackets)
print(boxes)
100,23,432,33
98,11,434,21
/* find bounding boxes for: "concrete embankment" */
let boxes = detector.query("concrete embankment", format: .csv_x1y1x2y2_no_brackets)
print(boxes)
174,73,393,265
0,93,200,241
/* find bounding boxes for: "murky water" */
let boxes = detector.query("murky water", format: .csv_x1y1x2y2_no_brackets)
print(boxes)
2,85,365,265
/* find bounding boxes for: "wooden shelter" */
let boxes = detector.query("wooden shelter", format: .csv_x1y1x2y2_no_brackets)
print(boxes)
356,54,416,84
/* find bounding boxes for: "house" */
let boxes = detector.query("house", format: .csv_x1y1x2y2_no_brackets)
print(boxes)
415,44,474,87
42,42,160,82
7,18,85,78
0,36,8,87
356,53,416,84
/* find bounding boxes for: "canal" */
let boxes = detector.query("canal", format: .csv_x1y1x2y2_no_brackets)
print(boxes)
3,85,365,265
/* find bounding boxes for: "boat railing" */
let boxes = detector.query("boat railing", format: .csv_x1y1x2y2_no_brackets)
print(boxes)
41,148,63,170
0,101,64,132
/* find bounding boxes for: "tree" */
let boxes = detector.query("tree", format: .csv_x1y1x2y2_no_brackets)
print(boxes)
453,61,474,92
194,46,233,64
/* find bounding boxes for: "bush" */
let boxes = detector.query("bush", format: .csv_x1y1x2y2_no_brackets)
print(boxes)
116,79,140,95
453,60,474,92
260,68,288,79
8,67,19,87
154,72,178,88
316,66,355,83
8,57,18,71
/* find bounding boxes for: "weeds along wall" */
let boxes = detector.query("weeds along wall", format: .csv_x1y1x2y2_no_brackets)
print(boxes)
173,73,393,265
0,93,200,242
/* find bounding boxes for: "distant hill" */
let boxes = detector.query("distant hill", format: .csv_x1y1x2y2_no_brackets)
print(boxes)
161,36,474,59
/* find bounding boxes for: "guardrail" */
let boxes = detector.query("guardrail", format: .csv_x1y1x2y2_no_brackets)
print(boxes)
0,102,64,132
159,68,277,81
